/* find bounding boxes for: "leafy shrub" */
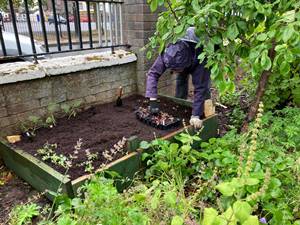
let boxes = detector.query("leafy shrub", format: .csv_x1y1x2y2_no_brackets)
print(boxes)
9,107,300,225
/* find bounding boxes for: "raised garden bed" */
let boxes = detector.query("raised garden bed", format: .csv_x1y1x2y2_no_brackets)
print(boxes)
0,94,218,200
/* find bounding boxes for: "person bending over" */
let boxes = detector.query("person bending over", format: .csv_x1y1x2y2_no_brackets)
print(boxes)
145,27,211,128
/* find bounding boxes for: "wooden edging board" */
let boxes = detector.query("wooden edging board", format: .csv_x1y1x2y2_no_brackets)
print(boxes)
0,135,141,200
0,141,74,200
0,95,218,200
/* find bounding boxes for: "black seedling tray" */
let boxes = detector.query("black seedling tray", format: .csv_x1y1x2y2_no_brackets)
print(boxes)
135,108,181,130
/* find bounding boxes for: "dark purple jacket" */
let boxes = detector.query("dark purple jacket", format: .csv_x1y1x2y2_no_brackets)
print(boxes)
145,41,211,117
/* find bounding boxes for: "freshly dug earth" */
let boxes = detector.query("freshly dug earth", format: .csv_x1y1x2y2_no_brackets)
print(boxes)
13,95,191,180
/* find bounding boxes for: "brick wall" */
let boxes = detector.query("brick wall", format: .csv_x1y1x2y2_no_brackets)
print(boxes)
0,62,136,136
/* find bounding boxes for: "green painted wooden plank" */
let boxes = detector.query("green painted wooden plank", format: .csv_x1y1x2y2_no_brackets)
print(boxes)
71,151,141,194
126,136,140,153
0,141,74,200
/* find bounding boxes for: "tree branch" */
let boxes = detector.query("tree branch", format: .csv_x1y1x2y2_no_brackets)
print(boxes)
166,0,179,23
241,41,276,132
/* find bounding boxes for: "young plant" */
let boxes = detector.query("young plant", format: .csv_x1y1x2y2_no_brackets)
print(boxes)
8,203,40,225
61,100,82,119
201,103,269,224
141,129,202,181
45,103,59,128
20,115,43,139
36,142,71,169
77,149,98,173
102,137,127,163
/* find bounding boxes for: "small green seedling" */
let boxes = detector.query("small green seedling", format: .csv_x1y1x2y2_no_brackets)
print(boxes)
20,115,43,139
46,103,59,128
61,100,82,119
36,142,71,169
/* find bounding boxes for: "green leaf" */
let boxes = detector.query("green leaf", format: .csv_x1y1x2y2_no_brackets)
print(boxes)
171,215,184,225
216,182,235,196
203,208,218,225
292,87,300,105
140,141,151,149
260,51,272,71
158,0,164,6
162,31,171,40
206,41,215,54
211,36,222,45
134,193,147,202
256,33,267,41
61,104,71,113
181,144,191,153
279,61,290,75
72,100,82,108
244,178,259,186
174,24,184,34
236,0,244,6
211,63,220,78
47,103,58,113
191,0,200,12
159,41,165,53
142,152,150,161
146,51,152,59
150,0,158,12
281,10,296,23
150,189,161,209
242,215,259,225
198,52,206,63
233,201,252,223
275,44,287,52
57,215,76,225
170,143,179,153
227,24,239,41
254,1,265,14
187,17,195,25
282,26,294,43
164,191,177,206
28,115,41,124
222,207,237,224
284,50,294,62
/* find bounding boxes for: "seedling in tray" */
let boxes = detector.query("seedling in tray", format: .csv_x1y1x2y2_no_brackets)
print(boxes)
135,107,181,130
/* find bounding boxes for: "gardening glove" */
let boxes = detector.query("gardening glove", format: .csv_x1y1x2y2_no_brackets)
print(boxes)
189,115,203,129
149,98,160,115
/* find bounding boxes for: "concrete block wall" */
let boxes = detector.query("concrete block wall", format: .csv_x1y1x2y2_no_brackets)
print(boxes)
0,62,136,136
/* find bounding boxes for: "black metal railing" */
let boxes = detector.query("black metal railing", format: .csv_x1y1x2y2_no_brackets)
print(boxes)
0,0,127,61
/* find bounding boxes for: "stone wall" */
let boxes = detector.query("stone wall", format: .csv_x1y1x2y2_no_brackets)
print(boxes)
0,56,137,136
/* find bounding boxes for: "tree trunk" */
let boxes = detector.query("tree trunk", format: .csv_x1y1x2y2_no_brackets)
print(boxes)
241,44,276,133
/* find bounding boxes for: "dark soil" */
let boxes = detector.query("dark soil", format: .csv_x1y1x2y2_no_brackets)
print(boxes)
0,161,49,225
13,95,191,180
